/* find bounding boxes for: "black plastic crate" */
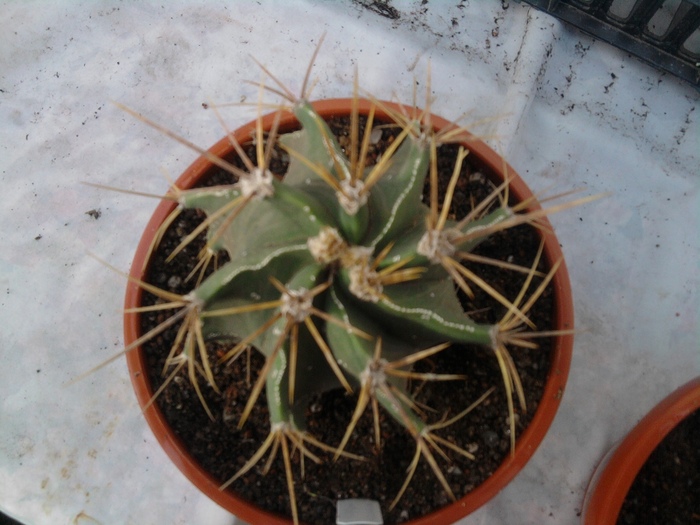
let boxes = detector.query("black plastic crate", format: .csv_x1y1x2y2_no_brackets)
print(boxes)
521,0,700,88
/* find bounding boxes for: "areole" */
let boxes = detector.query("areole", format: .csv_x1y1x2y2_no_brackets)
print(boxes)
124,98,574,524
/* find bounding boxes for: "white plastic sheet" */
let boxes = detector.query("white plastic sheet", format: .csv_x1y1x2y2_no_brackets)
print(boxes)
1,1,698,524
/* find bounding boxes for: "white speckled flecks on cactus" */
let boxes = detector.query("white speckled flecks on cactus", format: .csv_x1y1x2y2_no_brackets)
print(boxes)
0,1,697,524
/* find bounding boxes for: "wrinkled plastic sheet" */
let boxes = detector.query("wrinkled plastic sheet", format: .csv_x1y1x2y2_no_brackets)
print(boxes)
1,1,698,524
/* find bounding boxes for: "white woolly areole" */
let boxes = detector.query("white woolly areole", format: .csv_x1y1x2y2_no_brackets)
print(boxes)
337,178,367,216
341,245,373,268
417,228,458,264
270,421,291,433
360,358,388,392
489,324,500,348
183,291,203,307
239,167,274,199
307,226,346,264
348,263,383,303
280,288,313,322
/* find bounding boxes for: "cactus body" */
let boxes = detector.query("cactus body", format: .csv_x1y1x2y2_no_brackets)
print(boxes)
174,99,513,436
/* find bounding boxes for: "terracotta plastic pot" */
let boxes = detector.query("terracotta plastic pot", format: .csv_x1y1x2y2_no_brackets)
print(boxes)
582,376,700,525
124,98,574,524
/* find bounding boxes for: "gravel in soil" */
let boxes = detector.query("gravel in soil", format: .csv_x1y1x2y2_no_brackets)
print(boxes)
137,116,555,524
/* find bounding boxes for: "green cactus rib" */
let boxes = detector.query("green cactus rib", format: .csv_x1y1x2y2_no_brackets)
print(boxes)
264,328,333,430
283,101,370,244
361,130,430,249
325,284,432,436
378,205,513,270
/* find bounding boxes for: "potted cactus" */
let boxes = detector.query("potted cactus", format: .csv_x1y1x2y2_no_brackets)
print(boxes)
582,376,700,525
112,57,587,524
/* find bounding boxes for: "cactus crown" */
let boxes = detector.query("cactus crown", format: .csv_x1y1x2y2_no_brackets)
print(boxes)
107,45,591,524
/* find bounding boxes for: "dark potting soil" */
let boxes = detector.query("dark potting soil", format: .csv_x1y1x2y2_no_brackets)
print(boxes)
616,408,700,524
138,116,555,524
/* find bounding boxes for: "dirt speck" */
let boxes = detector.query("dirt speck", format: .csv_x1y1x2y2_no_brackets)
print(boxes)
353,0,400,20
59,453,77,480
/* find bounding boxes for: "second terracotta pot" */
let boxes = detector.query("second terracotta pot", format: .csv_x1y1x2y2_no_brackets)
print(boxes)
582,376,700,525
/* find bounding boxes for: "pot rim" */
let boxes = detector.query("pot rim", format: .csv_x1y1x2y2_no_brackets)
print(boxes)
581,375,700,524
124,98,575,525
